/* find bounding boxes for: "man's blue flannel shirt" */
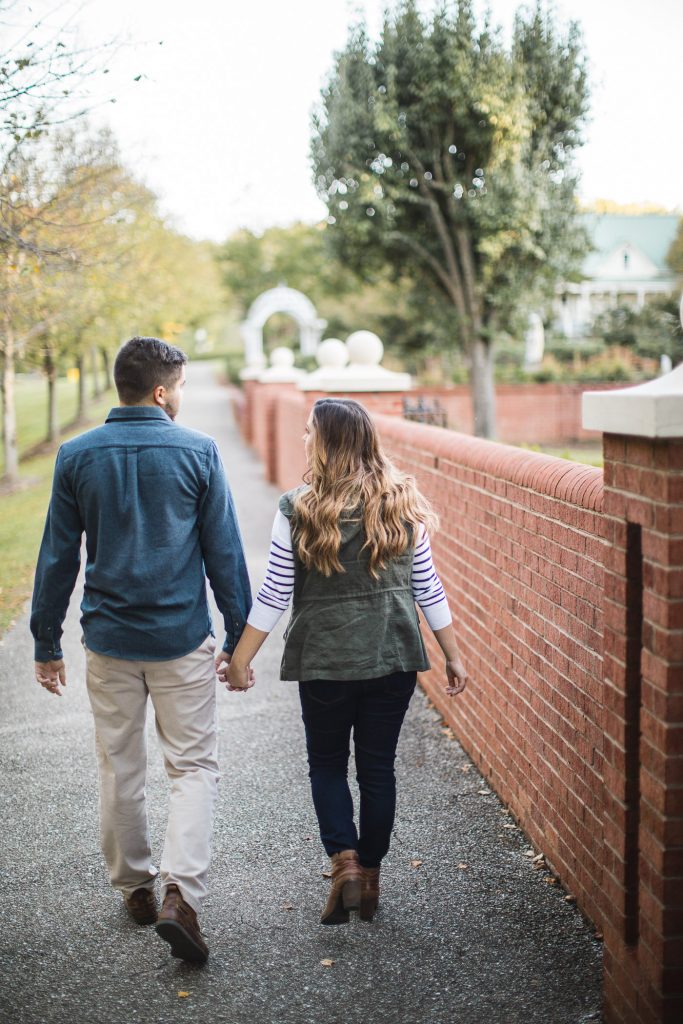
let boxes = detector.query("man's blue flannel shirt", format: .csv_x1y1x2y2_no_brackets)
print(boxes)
30,406,252,662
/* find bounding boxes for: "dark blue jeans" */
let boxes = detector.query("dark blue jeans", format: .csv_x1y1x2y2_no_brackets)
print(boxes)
298,670,417,868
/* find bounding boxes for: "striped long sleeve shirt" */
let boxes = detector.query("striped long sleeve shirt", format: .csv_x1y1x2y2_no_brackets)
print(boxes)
247,511,452,633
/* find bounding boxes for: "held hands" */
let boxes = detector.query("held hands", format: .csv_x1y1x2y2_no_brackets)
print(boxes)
35,659,66,697
445,658,468,697
215,651,255,693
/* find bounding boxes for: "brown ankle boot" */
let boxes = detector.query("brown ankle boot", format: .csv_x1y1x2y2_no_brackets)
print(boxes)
320,850,362,925
360,866,380,921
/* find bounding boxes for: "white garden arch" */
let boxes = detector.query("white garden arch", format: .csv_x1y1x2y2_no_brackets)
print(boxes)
239,286,326,369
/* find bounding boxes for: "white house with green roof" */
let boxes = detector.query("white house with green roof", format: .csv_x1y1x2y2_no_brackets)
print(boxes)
555,213,679,338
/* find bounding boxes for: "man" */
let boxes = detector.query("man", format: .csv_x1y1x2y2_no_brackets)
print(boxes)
31,336,251,964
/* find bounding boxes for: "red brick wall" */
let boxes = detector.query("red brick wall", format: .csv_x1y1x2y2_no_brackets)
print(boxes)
242,378,683,1023
239,380,620,450
263,389,608,924
373,414,608,928
409,382,624,444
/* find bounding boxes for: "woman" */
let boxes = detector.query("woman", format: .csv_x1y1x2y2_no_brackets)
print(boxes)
223,398,467,924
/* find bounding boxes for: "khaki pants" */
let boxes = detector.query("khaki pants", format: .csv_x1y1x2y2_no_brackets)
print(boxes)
84,636,219,913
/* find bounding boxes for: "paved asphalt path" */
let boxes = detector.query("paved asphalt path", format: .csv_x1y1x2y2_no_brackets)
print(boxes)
0,361,602,1024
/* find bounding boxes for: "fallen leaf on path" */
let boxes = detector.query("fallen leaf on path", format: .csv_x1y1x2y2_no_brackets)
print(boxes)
457,863,468,870
544,877,557,885
282,902,294,911
177,991,189,998
410,859,424,869
565,895,576,903
477,789,491,796
320,959,335,968
459,765,471,773
502,823,517,830
321,869,333,878
523,849,535,857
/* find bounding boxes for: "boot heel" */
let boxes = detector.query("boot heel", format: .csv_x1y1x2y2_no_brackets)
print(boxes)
360,866,380,922
342,878,361,912
360,895,377,922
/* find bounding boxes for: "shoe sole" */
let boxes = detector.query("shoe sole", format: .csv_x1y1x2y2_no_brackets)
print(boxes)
155,920,209,963
129,912,158,926
321,879,361,926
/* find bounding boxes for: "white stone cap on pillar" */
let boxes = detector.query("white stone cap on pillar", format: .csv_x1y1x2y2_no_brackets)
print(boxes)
239,352,267,380
582,362,683,438
299,331,412,392
257,346,306,383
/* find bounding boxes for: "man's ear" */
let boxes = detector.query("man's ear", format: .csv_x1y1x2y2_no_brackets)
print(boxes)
152,384,166,407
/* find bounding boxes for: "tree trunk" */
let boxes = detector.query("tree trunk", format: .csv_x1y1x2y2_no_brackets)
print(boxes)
76,354,89,423
469,335,496,439
101,346,112,392
1,320,19,485
91,345,101,398
45,346,59,443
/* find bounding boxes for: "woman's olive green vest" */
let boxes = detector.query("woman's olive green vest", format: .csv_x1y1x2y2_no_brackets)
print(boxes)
279,487,430,682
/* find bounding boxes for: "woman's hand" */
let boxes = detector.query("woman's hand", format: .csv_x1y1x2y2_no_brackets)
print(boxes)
224,659,256,693
445,659,467,697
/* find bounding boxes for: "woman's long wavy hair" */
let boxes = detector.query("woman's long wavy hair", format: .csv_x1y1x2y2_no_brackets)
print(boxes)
293,398,438,578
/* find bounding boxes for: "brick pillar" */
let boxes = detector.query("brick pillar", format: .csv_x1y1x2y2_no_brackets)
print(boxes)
250,381,300,483
584,372,683,1024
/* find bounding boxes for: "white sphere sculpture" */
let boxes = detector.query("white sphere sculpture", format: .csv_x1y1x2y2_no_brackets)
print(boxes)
316,338,349,369
269,346,295,369
346,330,384,366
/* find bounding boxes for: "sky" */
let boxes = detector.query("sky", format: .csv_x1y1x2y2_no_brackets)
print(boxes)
21,0,683,240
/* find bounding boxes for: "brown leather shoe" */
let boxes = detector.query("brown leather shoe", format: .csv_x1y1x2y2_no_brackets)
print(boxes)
155,884,209,963
321,850,362,925
124,887,158,925
360,866,381,922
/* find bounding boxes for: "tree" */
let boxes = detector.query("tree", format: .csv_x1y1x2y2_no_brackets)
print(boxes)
591,298,683,366
0,1,117,483
311,0,590,437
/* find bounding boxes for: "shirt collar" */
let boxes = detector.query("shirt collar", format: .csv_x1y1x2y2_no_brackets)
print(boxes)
105,406,173,424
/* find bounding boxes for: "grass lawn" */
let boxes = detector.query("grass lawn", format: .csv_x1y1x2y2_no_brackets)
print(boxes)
0,390,115,638
0,373,108,475
540,446,603,468
520,443,604,468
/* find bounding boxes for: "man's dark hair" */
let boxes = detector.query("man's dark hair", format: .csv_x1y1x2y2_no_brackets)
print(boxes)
114,336,188,405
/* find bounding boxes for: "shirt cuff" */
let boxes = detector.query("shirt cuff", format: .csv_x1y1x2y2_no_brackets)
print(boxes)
422,601,453,632
247,601,285,632
34,641,63,662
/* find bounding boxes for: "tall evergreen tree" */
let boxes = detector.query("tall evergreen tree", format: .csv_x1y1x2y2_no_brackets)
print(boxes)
311,0,589,437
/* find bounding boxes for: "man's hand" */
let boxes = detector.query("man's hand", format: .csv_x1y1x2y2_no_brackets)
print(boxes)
445,659,468,697
35,660,66,697
215,650,231,679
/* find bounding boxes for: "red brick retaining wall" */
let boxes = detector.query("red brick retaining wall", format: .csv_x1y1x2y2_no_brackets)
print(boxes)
237,378,683,1023
374,414,608,927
